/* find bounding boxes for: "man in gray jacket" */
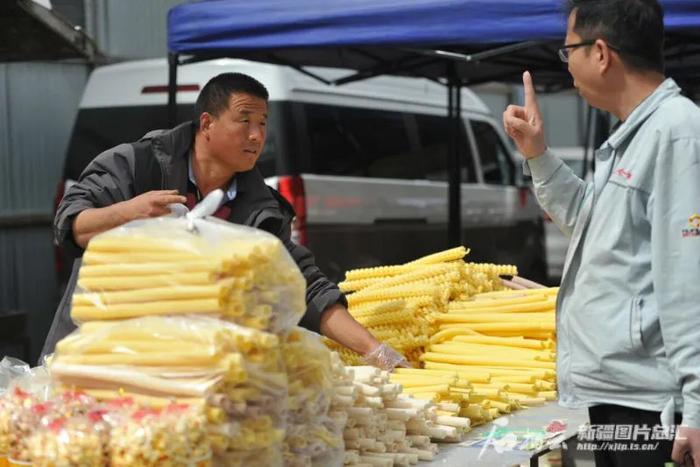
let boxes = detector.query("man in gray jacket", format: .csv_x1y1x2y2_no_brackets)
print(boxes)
45,72,406,370
503,0,699,466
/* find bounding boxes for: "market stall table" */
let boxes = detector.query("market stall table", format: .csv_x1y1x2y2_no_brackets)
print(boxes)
431,402,589,466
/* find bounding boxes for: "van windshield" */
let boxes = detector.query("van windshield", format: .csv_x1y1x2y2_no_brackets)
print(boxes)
63,104,279,181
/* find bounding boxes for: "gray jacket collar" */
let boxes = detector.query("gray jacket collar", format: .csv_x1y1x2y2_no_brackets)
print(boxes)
605,78,681,151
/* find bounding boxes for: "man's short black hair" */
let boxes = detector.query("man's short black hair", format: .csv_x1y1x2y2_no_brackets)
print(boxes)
565,0,665,73
195,72,269,119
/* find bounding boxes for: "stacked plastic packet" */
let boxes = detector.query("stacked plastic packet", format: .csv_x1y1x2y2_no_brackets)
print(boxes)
27,408,110,467
282,328,344,467
51,315,288,466
49,201,306,467
0,388,96,466
71,216,305,333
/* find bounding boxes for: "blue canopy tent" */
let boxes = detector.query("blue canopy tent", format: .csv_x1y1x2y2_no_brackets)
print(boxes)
166,0,700,246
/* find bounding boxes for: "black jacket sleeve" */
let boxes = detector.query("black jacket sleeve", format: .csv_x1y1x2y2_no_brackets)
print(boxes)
262,189,347,333
54,143,137,257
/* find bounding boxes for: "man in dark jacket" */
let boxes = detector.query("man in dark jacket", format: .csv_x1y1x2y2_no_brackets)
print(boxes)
43,72,404,369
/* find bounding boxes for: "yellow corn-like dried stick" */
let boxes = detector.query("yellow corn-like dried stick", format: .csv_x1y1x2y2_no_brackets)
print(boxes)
428,328,481,344
420,363,492,382
362,263,460,292
401,384,450,394
77,272,218,291
449,294,549,309
447,301,555,314
469,388,503,398
338,278,379,293
535,380,557,391
491,375,537,384
71,298,221,321
55,350,224,367
450,335,546,349
430,342,555,360
347,289,437,307
344,264,425,282
406,247,468,265
437,312,554,323
349,300,406,317
471,382,510,392
507,395,547,406
72,283,230,306
83,249,205,265
78,261,221,278
474,287,559,299
348,283,441,304
56,339,207,355
538,391,558,401
420,352,556,370
428,343,549,360
438,322,555,333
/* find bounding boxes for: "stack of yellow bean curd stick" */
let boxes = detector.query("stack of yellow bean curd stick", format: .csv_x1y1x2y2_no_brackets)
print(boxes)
281,327,345,466
329,355,474,466
50,218,310,467
329,247,559,430
71,219,306,333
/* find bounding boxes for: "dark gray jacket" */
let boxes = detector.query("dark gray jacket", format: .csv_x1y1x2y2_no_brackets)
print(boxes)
42,122,345,358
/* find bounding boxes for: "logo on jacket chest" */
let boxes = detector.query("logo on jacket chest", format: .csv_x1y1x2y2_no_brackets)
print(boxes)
615,168,632,180
682,213,700,238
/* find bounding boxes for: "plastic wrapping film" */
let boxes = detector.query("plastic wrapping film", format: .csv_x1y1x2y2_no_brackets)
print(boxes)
50,315,288,467
28,410,110,467
282,328,344,467
70,212,306,334
361,343,410,371
106,403,210,467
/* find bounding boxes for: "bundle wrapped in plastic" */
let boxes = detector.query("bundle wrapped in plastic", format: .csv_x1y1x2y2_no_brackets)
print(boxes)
50,316,287,466
1,388,97,465
0,388,35,462
70,213,305,334
282,328,344,467
28,410,110,467
9,397,51,463
107,404,210,467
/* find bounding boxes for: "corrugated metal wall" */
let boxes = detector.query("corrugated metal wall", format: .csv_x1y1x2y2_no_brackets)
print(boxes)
0,62,88,362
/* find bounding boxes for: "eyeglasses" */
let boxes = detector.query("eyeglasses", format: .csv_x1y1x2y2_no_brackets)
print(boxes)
558,40,595,62
557,40,620,63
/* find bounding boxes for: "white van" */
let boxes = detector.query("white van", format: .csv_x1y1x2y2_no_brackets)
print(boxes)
56,59,547,283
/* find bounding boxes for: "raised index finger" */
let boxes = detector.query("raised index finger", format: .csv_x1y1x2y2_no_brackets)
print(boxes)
523,71,542,122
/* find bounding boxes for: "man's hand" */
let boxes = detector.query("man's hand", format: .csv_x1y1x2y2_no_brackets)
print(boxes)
73,190,186,248
503,71,547,159
320,303,410,370
121,190,187,220
673,426,700,467
362,343,410,371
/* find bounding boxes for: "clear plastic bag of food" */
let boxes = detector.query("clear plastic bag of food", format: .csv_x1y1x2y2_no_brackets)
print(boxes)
283,328,334,423
106,402,210,467
70,196,306,334
28,410,110,467
8,396,51,463
282,328,344,465
51,316,289,466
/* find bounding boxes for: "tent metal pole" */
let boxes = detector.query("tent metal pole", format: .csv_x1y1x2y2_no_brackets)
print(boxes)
168,53,179,127
447,63,462,247
401,40,546,64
